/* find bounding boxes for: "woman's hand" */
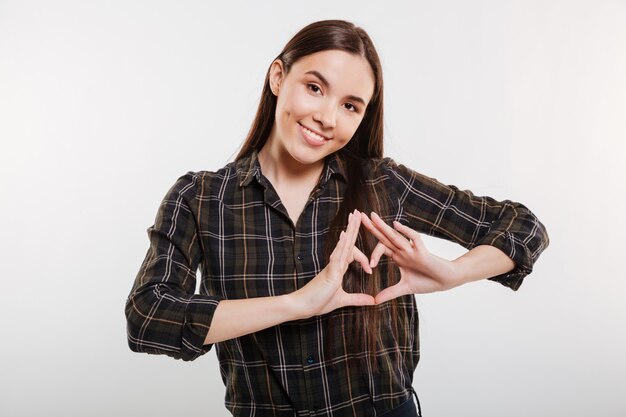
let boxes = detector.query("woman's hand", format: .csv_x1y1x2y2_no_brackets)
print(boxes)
292,209,376,319
360,212,465,303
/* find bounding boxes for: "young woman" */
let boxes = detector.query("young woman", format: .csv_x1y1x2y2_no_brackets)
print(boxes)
125,19,549,417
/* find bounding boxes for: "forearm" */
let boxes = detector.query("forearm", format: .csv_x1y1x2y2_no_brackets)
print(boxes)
204,293,302,345
452,244,516,285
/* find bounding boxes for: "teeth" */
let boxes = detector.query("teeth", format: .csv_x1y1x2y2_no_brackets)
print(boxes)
302,125,326,142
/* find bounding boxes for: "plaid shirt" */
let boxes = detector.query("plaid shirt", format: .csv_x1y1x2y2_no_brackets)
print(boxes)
125,149,549,416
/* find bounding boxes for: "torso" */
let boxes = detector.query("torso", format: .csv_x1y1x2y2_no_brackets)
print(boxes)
195,157,419,416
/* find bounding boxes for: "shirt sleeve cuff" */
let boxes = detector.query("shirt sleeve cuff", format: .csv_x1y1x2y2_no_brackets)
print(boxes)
179,295,223,361
475,230,534,291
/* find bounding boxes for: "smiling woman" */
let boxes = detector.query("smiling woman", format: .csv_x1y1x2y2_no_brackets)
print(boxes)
124,19,550,417
257,49,376,225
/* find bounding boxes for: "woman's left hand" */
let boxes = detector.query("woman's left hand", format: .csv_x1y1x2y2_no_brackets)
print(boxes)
359,212,466,303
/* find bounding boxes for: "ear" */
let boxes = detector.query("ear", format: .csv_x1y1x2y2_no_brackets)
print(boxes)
269,59,285,96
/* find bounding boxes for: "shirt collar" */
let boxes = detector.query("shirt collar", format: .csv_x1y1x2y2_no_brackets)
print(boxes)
238,148,347,188
238,149,262,188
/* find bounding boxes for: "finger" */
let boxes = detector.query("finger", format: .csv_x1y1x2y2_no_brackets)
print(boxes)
369,241,394,268
337,212,354,258
359,211,397,251
370,212,413,252
375,282,413,305
346,209,361,247
352,246,373,274
393,221,424,249
341,292,376,307
340,210,361,263
329,230,347,263
336,230,347,249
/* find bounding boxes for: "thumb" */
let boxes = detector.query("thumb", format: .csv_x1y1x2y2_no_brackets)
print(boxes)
340,292,376,308
374,282,412,304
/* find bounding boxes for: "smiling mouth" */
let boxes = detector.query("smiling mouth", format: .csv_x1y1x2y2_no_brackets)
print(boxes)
298,122,332,142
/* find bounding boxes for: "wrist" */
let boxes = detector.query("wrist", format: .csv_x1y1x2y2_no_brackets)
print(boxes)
422,252,466,291
283,290,309,321
452,245,515,285
450,257,469,287
286,267,332,320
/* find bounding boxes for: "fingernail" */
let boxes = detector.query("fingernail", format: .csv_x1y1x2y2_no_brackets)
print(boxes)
348,213,353,221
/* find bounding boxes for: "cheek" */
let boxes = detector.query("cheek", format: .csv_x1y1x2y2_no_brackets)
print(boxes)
276,93,292,116
338,116,362,140
286,89,318,117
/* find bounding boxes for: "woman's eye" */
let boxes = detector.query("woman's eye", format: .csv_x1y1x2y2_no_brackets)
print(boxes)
345,103,357,112
308,84,321,94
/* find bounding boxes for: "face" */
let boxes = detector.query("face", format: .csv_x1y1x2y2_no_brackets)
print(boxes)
265,49,376,168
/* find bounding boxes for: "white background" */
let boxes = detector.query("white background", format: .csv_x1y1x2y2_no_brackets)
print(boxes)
1,1,625,416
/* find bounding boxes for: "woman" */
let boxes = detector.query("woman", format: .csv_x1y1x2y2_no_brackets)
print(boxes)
125,19,549,417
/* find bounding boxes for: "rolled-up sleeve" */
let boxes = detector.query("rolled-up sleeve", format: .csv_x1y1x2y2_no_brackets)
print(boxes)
383,158,550,291
125,171,222,361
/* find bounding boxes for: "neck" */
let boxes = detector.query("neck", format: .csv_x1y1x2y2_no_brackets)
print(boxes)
257,137,325,187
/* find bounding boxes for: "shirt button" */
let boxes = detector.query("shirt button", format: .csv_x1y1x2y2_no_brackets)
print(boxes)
296,254,303,261
306,354,314,364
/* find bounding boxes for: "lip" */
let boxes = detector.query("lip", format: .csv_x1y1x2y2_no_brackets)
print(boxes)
298,122,331,147
298,122,332,140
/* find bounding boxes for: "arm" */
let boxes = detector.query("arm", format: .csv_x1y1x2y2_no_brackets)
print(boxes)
204,295,299,344
359,161,548,302
127,181,373,351
387,161,549,290
361,213,520,300
453,244,515,285
125,172,222,361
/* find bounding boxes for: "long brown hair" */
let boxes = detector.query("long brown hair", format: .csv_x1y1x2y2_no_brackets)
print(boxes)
235,20,401,374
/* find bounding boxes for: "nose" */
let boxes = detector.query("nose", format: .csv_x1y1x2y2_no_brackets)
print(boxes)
313,99,337,129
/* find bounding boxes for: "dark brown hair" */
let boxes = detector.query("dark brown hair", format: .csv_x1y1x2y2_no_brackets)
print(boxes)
235,19,401,373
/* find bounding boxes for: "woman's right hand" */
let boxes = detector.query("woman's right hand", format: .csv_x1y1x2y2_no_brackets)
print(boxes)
291,209,376,319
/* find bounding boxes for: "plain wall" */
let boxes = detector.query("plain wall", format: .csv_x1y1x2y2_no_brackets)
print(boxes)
1,0,625,416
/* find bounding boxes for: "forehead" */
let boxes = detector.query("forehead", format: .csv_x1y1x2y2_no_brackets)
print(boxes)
290,50,375,102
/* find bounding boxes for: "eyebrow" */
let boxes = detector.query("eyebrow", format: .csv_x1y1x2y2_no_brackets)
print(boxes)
304,70,367,106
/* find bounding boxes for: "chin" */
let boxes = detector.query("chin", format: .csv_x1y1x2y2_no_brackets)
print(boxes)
286,144,325,165
291,152,323,166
